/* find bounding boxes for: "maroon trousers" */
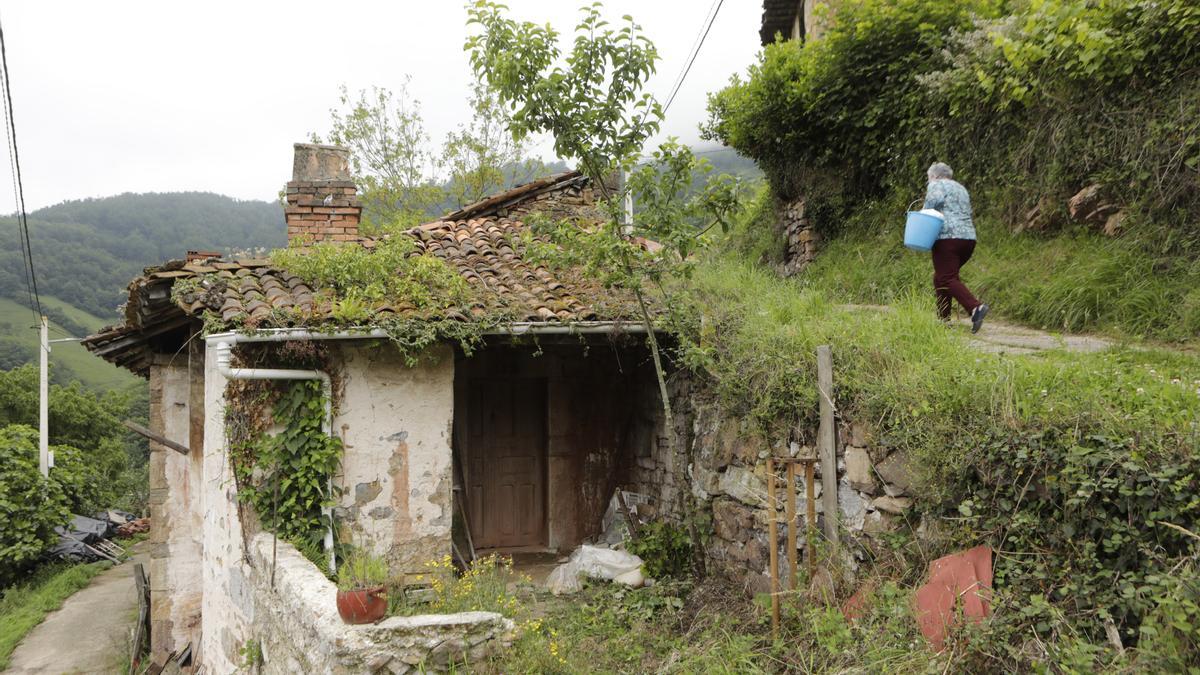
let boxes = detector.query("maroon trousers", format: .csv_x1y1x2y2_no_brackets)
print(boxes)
931,239,981,320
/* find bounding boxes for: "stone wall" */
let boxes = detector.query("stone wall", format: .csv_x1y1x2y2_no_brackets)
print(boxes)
780,198,819,276
503,180,605,223
247,534,513,674
632,376,917,593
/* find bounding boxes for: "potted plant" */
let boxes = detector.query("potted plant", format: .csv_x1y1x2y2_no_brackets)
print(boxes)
336,549,389,624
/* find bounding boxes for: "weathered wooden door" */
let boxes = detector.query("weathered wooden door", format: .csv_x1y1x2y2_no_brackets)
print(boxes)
466,378,546,549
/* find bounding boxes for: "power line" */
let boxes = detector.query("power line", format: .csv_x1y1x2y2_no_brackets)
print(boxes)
0,12,41,320
660,0,725,117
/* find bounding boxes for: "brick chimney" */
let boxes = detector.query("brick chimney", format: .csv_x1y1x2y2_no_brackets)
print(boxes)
285,143,360,243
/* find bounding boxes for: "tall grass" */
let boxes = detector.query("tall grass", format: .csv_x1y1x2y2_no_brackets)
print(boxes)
0,561,111,668
800,205,1200,342
678,257,1200,490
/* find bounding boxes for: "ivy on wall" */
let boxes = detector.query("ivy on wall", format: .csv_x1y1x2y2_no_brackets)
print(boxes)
230,379,342,548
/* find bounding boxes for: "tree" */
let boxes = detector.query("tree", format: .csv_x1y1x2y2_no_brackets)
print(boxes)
442,84,546,208
316,82,444,231
0,424,70,582
466,1,740,571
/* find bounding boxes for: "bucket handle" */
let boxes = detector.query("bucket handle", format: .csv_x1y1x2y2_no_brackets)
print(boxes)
907,199,923,212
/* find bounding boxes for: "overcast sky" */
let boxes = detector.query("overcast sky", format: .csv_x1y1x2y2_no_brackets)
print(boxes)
1,1,761,210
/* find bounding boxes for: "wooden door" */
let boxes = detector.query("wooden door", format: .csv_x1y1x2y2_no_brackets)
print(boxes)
466,378,547,549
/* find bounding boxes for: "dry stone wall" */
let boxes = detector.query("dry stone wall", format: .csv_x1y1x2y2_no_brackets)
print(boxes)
780,198,819,276
631,377,918,593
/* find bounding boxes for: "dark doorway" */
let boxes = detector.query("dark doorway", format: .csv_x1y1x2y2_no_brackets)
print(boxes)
465,378,548,549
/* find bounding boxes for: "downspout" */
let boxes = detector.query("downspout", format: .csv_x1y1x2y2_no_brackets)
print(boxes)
214,339,337,573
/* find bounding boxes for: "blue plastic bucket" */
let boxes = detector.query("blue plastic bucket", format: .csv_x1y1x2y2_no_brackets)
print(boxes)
904,201,943,251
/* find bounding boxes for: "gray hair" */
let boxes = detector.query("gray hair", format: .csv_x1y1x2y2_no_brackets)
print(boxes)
927,162,953,180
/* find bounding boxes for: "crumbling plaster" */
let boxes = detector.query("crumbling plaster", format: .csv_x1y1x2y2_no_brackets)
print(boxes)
196,340,456,671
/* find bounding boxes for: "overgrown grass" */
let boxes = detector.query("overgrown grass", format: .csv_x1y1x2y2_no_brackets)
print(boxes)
801,200,1200,342
681,257,1199,457
663,244,1200,668
0,560,111,668
486,577,941,674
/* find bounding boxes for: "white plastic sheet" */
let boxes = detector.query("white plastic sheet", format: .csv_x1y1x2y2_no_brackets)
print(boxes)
545,545,645,594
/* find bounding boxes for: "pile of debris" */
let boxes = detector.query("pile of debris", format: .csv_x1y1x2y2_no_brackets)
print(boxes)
48,511,146,564
546,489,650,595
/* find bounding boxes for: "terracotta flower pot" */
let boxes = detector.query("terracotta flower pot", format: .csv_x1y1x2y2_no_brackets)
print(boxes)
336,586,387,624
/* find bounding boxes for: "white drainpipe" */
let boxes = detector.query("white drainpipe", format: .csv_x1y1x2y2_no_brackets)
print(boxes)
213,339,337,573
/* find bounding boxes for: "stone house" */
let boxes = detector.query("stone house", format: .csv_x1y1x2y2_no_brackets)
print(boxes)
83,144,670,672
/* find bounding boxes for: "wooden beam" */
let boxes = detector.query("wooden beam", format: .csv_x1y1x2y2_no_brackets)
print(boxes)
123,420,190,456
817,345,839,547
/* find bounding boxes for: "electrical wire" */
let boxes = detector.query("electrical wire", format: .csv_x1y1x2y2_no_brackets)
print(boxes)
660,0,725,116
0,12,41,321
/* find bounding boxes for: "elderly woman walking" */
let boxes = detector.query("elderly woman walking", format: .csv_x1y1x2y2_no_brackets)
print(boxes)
924,162,989,333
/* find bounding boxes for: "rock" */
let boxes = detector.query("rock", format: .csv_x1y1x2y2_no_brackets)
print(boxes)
862,510,897,535
849,423,870,448
871,496,913,515
1068,184,1120,226
712,498,753,542
844,447,877,494
1021,194,1061,232
719,466,767,507
808,566,836,604
838,480,867,531
1068,184,1106,221
1103,210,1127,237
875,453,915,496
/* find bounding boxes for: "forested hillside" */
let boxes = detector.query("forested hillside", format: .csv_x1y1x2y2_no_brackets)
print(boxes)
0,192,284,388
1,192,285,321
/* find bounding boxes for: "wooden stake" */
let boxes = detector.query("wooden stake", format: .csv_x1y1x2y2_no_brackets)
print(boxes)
805,460,817,579
767,458,780,638
786,462,798,591
817,345,839,546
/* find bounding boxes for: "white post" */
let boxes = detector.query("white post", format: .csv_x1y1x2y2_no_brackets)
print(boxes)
39,315,50,476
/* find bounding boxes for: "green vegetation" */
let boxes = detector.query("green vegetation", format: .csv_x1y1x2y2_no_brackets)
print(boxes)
0,559,111,669
707,0,1200,341
0,297,138,390
270,236,470,322
802,209,1200,341
232,380,341,550
626,521,693,580
337,549,388,592
0,366,148,580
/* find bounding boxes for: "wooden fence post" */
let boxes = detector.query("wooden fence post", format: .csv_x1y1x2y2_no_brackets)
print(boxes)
817,345,839,547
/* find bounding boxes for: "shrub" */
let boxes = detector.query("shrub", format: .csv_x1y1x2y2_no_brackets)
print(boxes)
627,521,693,580
0,425,69,582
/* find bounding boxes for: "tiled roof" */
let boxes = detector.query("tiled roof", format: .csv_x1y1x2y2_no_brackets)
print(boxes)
82,174,643,376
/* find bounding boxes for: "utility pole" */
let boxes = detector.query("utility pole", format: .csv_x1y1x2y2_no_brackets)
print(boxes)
39,316,49,476
38,318,82,476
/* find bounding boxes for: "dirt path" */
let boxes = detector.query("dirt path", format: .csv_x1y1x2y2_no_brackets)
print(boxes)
957,318,1112,355
4,546,148,675
844,304,1115,355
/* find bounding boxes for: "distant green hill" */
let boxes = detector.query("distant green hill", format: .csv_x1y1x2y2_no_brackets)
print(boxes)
0,192,284,388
